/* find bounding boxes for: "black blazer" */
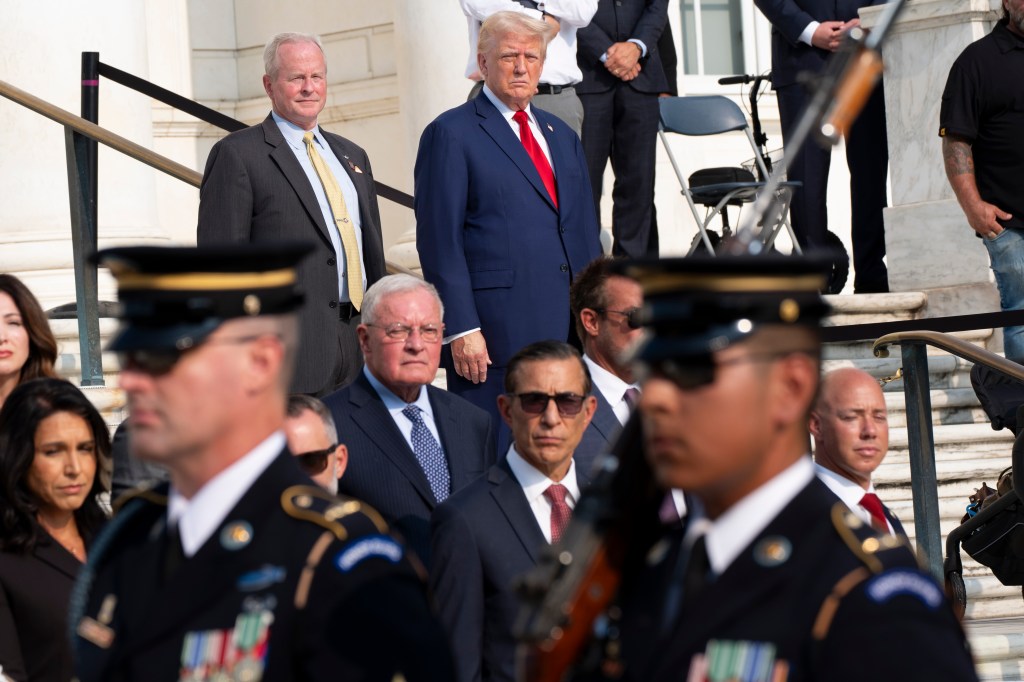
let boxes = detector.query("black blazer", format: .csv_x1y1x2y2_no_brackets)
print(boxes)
574,388,623,479
324,373,496,566
576,0,670,95
629,479,976,682
430,458,588,682
197,115,387,395
0,532,82,682
73,450,453,682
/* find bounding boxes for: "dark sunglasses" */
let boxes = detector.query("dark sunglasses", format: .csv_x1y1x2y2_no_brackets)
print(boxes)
641,350,817,391
295,444,337,475
509,392,586,416
117,335,267,376
594,307,642,329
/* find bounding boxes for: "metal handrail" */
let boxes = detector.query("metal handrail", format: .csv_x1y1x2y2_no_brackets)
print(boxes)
871,330,1024,579
1,80,202,186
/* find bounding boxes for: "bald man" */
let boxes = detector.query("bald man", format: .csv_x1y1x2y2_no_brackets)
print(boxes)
810,367,905,537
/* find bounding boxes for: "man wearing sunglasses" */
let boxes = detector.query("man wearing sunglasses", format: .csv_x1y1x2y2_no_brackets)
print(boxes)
431,340,596,682
570,256,643,476
324,274,496,568
73,244,453,682
595,255,977,681
285,395,347,494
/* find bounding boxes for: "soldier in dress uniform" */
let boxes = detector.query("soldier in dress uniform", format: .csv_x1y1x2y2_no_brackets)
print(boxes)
589,254,979,681
70,243,454,682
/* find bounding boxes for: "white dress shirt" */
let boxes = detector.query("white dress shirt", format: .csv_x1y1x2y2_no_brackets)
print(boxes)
461,0,598,85
482,85,555,168
506,445,580,544
814,462,894,534
167,431,286,557
271,112,366,303
363,366,444,452
689,456,815,576
583,354,638,426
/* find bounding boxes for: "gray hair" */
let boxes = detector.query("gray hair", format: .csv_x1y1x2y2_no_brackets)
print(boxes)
263,32,324,79
360,274,445,326
478,11,556,58
286,394,339,443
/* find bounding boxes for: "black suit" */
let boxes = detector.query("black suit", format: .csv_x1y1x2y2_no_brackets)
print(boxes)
620,478,976,682
197,115,387,395
575,388,622,478
0,533,82,682
753,0,889,293
324,372,496,566
431,458,587,682
577,0,669,258
72,450,453,682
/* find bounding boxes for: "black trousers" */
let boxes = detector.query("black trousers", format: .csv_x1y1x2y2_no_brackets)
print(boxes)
776,80,889,292
580,84,661,258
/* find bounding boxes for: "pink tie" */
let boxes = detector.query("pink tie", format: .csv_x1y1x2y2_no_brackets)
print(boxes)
543,484,572,543
859,492,890,534
512,110,559,209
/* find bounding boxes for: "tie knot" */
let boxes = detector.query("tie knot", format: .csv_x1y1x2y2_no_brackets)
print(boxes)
544,483,568,505
513,110,529,126
303,131,315,145
623,387,641,408
402,404,423,424
860,492,883,513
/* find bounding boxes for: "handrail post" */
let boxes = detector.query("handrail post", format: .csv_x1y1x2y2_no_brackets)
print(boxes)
901,341,942,579
81,52,99,240
65,127,104,386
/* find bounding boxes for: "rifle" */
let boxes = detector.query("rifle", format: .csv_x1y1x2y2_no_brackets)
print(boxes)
513,414,663,682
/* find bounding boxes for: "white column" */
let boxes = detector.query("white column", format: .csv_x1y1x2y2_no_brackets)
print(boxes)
862,0,1001,297
389,0,475,272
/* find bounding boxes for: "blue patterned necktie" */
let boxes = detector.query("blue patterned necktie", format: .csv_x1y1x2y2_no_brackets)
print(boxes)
402,404,451,503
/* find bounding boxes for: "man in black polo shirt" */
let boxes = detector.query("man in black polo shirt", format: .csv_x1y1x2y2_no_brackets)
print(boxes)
940,0,1024,362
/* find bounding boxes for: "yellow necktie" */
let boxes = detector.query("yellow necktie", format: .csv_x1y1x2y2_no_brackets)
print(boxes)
303,132,364,310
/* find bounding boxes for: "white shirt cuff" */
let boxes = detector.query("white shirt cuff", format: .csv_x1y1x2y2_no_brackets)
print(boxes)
799,21,819,46
443,327,481,344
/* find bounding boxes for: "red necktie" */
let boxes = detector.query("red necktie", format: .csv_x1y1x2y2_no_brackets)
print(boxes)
543,484,572,543
859,492,890,534
512,110,558,209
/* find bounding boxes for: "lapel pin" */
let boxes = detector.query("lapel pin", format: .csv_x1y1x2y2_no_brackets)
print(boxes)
753,536,792,567
546,123,554,132
221,521,254,551
347,160,364,174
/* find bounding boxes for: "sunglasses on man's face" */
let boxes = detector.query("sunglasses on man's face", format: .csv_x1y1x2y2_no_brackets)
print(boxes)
295,444,338,476
508,392,586,417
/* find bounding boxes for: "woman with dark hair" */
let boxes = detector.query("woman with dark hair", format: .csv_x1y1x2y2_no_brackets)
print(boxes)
0,274,59,410
0,378,111,682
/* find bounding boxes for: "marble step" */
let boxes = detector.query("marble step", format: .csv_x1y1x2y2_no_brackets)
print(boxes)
965,616,1024,681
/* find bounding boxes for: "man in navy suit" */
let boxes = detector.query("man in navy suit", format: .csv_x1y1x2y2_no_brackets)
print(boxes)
570,256,643,476
324,275,496,567
415,12,603,438
576,0,669,258
811,367,906,536
431,341,597,682
752,0,890,293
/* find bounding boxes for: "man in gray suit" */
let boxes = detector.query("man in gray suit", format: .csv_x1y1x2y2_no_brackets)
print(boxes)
197,32,386,396
570,256,643,475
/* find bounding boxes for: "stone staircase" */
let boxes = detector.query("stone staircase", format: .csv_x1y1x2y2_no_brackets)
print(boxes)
825,292,1024,681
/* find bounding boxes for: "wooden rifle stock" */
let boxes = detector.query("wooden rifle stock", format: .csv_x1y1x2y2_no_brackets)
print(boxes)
513,415,662,682
818,32,885,145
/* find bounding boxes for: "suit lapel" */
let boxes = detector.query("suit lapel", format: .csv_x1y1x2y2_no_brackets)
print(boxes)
349,374,438,508
324,134,371,227
589,390,622,446
33,534,82,580
475,95,557,212
429,386,476,491
489,460,547,564
885,505,907,538
261,116,333,246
